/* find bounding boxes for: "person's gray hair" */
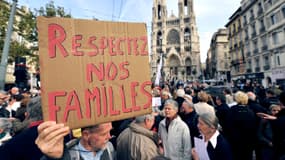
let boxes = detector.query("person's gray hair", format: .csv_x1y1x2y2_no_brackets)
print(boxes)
247,92,256,101
0,118,12,133
164,99,178,111
183,100,194,108
199,113,219,129
26,96,43,121
135,114,154,123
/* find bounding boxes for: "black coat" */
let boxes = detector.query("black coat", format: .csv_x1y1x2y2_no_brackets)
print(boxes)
180,111,199,147
0,126,43,160
271,109,285,159
224,104,258,160
207,134,233,160
215,103,230,130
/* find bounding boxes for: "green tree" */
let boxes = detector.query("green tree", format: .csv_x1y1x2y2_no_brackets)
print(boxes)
1,0,71,65
35,1,71,17
16,0,71,66
8,40,32,63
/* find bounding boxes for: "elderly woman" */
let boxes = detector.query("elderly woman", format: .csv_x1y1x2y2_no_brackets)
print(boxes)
192,113,232,160
158,99,191,160
193,91,215,116
223,91,258,160
0,118,12,146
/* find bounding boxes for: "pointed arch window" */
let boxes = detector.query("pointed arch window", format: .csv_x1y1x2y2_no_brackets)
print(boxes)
157,31,162,46
158,5,161,20
184,28,190,42
185,58,192,75
167,29,180,45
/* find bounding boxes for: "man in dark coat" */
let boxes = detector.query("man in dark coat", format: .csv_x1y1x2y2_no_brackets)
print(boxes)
215,94,230,130
180,100,199,147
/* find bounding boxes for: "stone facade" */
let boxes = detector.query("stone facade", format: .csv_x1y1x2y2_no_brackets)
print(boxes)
150,0,201,82
226,0,285,87
206,28,230,81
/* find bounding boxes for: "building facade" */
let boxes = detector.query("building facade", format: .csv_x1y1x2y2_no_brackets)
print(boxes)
241,0,267,86
226,0,285,87
225,7,245,83
264,0,285,86
150,0,201,82
206,28,230,81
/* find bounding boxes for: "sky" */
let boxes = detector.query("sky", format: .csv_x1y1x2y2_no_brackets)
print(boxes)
13,0,241,63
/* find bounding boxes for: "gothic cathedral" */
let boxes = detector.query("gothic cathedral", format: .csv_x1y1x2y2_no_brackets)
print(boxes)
151,0,201,82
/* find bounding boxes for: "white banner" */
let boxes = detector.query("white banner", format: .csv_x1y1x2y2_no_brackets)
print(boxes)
155,54,163,86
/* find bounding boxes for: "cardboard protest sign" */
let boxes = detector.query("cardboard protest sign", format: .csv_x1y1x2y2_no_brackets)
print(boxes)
37,17,152,129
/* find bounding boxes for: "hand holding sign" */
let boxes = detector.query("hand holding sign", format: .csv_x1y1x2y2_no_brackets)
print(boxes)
36,121,70,158
37,17,152,129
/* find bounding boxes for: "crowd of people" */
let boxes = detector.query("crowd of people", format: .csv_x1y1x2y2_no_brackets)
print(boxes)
0,79,284,160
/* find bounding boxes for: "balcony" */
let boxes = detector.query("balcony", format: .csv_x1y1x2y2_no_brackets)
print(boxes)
233,28,236,34
243,21,247,27
246,52,251,57
260,27,265,33
255,67,260,72
239,42,243,47
263,65,270,70
262,45,268,51
257,9,263,16
231,59,241,66
247,68,252,73
251,32,257,38
249,16,255,21
253,49,259,54
238,26,242,32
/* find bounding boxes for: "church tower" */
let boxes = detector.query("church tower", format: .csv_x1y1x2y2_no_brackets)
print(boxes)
151,0,201,82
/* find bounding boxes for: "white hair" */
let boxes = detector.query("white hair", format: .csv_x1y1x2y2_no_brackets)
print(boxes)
247,92,256,101
135,114,154,123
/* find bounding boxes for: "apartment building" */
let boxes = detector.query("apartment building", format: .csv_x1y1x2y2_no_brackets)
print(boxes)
226,0,285,87
207,29,230,81
264,0,285,85
225,7,245,82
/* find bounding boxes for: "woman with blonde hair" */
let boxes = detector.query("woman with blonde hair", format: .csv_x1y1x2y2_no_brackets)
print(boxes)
193,91,215,116
223,91,258,160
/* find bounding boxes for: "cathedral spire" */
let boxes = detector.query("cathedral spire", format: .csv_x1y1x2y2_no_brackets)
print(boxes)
153,0,167,21
178,0,194,16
